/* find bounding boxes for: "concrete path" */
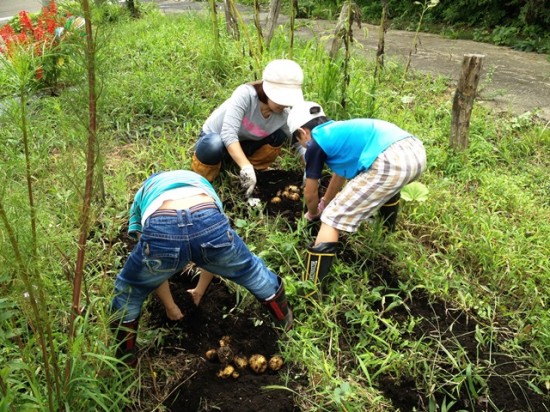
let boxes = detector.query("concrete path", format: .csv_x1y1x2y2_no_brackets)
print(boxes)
0,0,43,24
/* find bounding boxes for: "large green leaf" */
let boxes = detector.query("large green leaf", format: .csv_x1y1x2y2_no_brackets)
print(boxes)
401,182,429,202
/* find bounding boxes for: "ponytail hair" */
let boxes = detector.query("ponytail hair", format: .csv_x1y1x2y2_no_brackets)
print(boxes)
248,80,269,104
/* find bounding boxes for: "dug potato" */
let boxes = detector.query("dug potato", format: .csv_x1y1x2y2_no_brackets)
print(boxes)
233,355,248,369
219,335,231,347
217,364,235,379
248,354,268,374
268,355,284,371
217,345,234,365
288,192,300,202
205,348,217,361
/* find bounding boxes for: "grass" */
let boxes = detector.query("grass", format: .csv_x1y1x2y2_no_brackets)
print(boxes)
0,3,549,411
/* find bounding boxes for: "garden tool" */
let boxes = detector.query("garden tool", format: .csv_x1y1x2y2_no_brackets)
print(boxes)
378,192,400,232
305,242,338,284
248,144,281,170
110,318,139,367
191,153,221,182
261,277,293,330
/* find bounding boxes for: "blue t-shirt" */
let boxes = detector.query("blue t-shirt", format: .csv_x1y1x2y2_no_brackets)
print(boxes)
128,170,223,237
308,119,412,179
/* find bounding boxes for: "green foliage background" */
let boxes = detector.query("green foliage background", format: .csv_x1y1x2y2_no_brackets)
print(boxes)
0,2,549,410
247,0,550,53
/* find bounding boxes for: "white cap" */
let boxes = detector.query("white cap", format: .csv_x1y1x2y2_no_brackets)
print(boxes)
287,101,326,134
262,59,304,107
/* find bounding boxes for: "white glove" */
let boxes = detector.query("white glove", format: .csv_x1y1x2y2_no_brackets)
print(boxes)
304,210,321,221
239,165,257,198
318,197,327,213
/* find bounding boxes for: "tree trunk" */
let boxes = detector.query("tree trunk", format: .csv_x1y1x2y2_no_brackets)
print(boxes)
127,0,139,18
376,0,388,70
224,0,240,40
450,54,484,151
264,0,282,48
329,1,361,60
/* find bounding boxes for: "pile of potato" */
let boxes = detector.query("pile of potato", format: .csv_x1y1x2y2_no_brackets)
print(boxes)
271,184,301,204
205,335,284,379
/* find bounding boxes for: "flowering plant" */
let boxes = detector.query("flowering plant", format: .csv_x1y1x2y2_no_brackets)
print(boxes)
0,1,83,90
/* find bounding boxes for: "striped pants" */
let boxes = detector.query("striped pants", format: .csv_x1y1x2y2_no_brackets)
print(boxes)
321,136,427,233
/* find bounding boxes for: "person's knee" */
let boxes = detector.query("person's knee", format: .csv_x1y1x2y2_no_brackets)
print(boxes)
195,133,225,165
268,129,287,147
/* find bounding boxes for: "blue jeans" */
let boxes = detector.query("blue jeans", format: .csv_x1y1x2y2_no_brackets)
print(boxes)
111,206,279,321
195,129,287,165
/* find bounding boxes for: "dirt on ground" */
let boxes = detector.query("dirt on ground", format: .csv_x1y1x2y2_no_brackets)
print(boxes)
123,170,549,412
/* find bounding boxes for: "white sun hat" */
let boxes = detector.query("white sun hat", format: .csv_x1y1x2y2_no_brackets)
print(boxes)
262,59,304,107
287,101,326,135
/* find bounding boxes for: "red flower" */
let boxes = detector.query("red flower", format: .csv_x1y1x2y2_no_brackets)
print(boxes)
19,11,34,33
0,24,15,40
49,0,57,16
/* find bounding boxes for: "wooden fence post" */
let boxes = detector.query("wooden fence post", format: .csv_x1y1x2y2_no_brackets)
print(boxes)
450,54,485,150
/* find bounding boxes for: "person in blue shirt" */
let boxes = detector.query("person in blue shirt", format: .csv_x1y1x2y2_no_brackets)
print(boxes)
110,170,293,366
287,102,427,287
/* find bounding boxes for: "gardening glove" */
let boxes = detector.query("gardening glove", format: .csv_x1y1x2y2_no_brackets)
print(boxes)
318,197,327,214
239,165,257,198
304,210,321,221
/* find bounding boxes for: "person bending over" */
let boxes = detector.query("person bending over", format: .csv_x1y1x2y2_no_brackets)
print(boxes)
287,101,427,286
110,170,293,366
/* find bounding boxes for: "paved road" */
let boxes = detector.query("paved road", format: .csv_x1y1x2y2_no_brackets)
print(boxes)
0,0,44,24
2,0,549,121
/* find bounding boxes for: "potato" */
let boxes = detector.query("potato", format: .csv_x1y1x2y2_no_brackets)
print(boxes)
288,193,300,201
282,191,290,198
248,354,268,374
268,355,284,371
270,196,282,204
231,370,240,379
205,348,217,361
217,345,234,365
219,335,231,347
217,364,235,379
233,355,248,369
287,185,300,193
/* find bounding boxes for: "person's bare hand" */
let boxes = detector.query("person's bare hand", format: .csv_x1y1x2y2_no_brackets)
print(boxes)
165,304,184,321
187,288,204,306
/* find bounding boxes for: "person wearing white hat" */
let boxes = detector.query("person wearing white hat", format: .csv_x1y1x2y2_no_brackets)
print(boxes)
287,101,427,289
191,59,305,197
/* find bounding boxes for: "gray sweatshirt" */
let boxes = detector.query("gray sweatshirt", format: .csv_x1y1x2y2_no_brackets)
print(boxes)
202,84,305,157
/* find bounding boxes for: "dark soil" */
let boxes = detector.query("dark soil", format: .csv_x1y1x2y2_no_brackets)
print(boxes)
368,265,549,411
127,169,548,412
143,270,299,412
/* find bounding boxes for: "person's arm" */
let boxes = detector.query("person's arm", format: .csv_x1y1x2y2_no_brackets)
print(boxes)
156,280,184,321
220,86,253,168
187,269,215,306
303,178,321,215
226,141,252,169
323,173,346,204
